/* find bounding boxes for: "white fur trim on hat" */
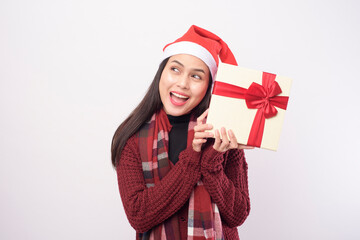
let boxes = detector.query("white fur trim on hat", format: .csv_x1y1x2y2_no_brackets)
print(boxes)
162,41,218,79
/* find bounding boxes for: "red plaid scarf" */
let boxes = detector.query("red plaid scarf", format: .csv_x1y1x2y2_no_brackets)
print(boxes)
137,109,224,240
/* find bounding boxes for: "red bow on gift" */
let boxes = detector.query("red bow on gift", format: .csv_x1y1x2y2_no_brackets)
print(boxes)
212,72,289,148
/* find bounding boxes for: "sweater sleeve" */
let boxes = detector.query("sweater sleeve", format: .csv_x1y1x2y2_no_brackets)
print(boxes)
200,144,250,228
116,135,201,233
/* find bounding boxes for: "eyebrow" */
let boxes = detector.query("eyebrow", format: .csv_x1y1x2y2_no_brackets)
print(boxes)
171,60,206,74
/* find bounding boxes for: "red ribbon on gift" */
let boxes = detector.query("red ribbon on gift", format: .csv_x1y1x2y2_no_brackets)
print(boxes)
212,72,289,147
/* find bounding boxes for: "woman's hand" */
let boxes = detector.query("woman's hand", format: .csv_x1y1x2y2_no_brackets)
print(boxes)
213,128,254,152
192,109,254,152
192,109,214,152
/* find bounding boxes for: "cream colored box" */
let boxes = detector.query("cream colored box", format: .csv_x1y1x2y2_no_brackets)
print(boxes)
206,63,292,151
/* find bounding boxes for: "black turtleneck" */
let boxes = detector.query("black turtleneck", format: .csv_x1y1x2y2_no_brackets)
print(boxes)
167,113,191,165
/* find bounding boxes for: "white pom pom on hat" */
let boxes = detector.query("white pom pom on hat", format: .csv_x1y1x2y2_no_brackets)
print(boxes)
162,25,238,80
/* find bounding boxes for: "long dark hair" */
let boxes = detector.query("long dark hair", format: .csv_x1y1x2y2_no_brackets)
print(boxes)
111,57,213,167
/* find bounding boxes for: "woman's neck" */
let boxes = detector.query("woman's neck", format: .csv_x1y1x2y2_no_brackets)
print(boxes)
167,113,191,124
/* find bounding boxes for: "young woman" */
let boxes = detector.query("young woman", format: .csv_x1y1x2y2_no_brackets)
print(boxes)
111,25,251,240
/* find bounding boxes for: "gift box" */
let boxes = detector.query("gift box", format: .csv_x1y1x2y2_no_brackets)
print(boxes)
206,63,292,151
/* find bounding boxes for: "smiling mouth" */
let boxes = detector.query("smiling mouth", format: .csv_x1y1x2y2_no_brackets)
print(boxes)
170,92,189,106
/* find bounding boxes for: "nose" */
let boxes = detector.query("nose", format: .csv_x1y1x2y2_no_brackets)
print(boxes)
177,75,189,89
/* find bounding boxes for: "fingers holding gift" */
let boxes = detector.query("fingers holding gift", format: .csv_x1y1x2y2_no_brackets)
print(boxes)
229,130,254,149
194,109,255,152
213,128,230,152
194,109,213,142
197,108,209,125
192,109,213,152
194,123,213,134
194,127,213,140
238,144,255,150
213,128,254,152
213,127,233,152
228,129,239,148
213,129,222,151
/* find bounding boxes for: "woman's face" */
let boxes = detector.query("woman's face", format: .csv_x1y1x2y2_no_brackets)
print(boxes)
159,54,210,116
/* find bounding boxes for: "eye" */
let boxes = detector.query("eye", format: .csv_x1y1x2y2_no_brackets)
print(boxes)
192,74,201,80
171,67,180,73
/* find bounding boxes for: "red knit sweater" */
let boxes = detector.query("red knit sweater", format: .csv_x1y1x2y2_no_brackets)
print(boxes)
116,135,250,240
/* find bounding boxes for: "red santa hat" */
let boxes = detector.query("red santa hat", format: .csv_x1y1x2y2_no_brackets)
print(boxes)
162,25,237,80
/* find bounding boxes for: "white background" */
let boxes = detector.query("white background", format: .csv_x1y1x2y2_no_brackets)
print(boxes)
1,0,360,239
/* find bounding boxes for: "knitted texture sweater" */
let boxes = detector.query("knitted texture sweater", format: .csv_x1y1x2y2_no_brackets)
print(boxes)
116,135,250,240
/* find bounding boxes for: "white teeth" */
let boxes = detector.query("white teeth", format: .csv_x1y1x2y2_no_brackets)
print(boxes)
172,92,189,99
